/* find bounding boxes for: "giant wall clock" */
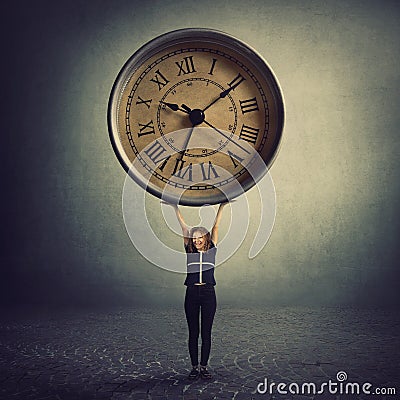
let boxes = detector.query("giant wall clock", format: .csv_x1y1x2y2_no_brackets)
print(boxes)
108,28,284,206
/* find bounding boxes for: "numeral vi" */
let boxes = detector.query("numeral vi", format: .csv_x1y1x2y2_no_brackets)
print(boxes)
173,158,193,181
200,161,219,181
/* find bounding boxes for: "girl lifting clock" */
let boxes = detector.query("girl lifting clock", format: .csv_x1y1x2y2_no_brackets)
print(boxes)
165,201,227,380
109,27,284,380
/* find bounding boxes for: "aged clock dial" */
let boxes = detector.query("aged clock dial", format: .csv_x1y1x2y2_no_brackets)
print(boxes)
108,28,284,206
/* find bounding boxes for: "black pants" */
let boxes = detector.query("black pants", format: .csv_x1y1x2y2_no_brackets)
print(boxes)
184,285,217,367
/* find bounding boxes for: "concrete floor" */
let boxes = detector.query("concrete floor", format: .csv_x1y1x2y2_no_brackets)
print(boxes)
0,306,399,399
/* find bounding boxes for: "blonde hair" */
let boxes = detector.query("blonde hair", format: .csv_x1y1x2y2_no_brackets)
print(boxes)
187,226,212,253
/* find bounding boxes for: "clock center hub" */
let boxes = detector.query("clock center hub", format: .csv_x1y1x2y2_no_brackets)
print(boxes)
189,109,205,126
158,78,238,157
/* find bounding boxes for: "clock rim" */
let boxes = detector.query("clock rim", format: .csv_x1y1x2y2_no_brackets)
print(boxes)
108,27,285,206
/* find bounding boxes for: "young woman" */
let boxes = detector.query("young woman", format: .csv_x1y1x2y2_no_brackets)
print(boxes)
167,202,227,380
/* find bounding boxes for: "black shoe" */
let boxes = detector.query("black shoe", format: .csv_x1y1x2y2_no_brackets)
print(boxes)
188,367,200,380
200,366,212,380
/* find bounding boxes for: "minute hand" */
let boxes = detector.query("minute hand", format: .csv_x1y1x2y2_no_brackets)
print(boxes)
202,86,234,112
202,119,250,155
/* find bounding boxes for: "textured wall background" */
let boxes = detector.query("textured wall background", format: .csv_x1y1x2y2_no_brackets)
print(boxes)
2,0,399,308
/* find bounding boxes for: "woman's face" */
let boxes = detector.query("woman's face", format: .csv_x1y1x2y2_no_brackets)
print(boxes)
192,230,207,251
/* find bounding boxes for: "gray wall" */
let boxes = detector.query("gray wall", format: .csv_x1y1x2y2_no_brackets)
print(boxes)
3,0,399,307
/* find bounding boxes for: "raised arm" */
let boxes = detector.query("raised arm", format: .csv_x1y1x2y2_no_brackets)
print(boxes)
211,202,228,245
163,203,190,246
161,201,190,245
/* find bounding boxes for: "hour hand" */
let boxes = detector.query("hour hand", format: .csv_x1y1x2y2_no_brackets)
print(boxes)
159,101,189,114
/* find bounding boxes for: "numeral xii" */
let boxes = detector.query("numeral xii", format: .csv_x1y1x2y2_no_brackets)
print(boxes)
176,56,196,75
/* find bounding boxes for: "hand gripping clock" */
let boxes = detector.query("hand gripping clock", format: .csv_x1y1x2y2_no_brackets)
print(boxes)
121,128,277,270
108,28,284,206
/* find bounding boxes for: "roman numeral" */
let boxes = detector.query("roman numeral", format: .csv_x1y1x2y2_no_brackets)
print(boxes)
138,120,155,137
199,161,219,181
227,150,245,168
239,97,259,114
136,96,152,109
172,158,193,181
176,56,196,76
150,69,170,90
239,124,259,144
227,73,246,91
144,140,170,170
208,58,217,75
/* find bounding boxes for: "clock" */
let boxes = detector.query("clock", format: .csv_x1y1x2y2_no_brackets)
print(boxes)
108,28,284,206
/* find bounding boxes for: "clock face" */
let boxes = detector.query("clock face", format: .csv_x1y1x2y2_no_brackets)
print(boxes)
108,29,284,206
